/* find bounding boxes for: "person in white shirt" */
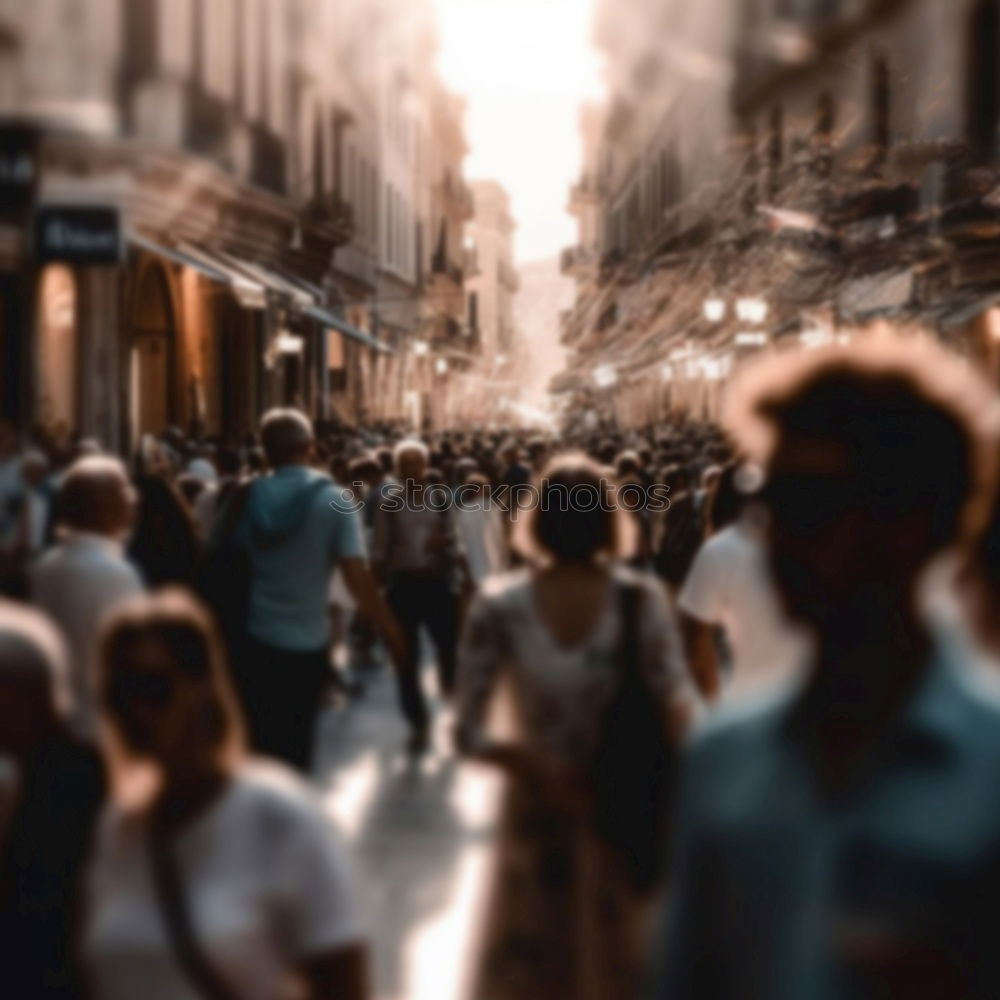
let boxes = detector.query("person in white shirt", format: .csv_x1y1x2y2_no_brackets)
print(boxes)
677,509,811,699
675,463,809,698
85,590,367,1000
454,473,508,587
31,456,145,736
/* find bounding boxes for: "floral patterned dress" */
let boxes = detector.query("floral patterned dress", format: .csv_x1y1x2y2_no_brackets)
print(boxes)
456,565,689,1000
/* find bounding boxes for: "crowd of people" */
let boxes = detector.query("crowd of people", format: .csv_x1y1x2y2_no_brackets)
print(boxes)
5,329,1000,997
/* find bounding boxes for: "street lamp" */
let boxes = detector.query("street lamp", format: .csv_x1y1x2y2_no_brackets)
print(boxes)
736,297,769,325
703,297,726,323
660,363,673,382
435,358,449,375
413,339,430,357
594,364,617,388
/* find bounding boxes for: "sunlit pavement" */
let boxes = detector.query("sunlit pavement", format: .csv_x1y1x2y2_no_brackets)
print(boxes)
314,664,503,1000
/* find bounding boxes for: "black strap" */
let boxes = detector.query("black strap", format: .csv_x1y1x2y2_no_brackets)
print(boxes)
617,580,642,680
147,830,240,1000
213,479,255,546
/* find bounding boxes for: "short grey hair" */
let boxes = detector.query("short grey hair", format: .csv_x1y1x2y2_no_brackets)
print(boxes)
0,600,72,721
260,409,314,466
393,438,429,469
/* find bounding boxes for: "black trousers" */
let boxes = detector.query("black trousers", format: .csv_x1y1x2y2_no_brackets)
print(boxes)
235,639,330,772
386,572,459,734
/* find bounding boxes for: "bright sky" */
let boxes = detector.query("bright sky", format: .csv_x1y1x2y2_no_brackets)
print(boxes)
432,0,604,263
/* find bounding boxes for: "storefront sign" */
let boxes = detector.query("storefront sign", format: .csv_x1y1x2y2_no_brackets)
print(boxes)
33,205,123,266
0,125,39,212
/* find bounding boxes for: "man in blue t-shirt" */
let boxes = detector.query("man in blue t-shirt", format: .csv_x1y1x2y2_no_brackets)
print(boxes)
233,409,405,771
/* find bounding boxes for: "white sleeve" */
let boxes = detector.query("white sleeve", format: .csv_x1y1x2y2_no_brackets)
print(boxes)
272,800,365,957
677,538,726,625
638,575,691,695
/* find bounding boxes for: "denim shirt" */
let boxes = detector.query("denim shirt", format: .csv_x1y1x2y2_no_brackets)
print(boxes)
656,646,1000,999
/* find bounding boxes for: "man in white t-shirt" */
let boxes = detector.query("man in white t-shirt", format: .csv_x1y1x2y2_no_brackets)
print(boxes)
677,514,811,698
31,456,145,735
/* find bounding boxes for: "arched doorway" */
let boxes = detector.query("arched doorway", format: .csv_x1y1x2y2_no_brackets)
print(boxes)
129,260,177,444
36,265,78,436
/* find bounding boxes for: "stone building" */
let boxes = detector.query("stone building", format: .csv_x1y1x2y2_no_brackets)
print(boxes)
0,0,472,449
464,179,520,417
558,0,1000,423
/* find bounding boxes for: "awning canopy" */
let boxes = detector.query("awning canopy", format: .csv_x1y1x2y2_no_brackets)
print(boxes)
134,235,393,353
131,233,233,285
308,305,394,354
214,250,315,309
175,242,268,309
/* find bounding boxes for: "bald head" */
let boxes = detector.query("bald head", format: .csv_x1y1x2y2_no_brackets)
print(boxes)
393,440,429,481
56,456,135,538
0,600,70,750
260,409,314,468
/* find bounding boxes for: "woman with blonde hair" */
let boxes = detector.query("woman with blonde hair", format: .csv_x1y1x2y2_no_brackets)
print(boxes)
83,590,368,1000
456,455,695,1000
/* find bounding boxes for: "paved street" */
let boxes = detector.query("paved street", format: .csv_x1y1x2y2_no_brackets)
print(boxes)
315,664,504,1000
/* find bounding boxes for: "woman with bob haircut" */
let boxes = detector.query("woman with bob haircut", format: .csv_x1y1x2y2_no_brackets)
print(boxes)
82,589,369,1000
456,454,696,1000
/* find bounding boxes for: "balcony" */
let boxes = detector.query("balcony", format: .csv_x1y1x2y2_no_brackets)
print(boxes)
0,0,20,48
184,84,233,167
441,173,475,219
560,245,598,277
250,124,287,196
432,250,465,288
569,175,602,210
303,193,356,244
497,259,520,292
463,245,480,278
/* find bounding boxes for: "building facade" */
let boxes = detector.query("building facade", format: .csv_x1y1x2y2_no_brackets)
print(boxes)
558,0,1000,423
463,179,520,421
0,0,473,450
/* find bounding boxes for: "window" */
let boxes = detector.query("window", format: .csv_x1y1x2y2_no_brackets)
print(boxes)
121,0,159,86
192,0,206,84
768,105,784,194
234,0,246,110
872,57,891,154
385,184,393,262
312,111,324,199
816,92,836,139
967,1,1000,161
259,0,272,126
815,92,836,175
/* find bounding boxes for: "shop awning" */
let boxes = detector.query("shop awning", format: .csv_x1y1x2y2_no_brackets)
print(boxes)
131,234,232,284
133,235,267,309
174,243,269,309
214,251,315,309
307,305,395,354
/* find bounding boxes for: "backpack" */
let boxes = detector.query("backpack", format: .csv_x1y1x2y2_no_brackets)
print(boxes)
195,480,256,655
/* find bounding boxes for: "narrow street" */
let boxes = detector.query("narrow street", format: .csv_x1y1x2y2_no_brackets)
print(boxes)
314,665,504,1000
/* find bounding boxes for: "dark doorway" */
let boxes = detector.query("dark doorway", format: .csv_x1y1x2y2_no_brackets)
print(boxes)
968,1,1000,161
129,260,177,445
